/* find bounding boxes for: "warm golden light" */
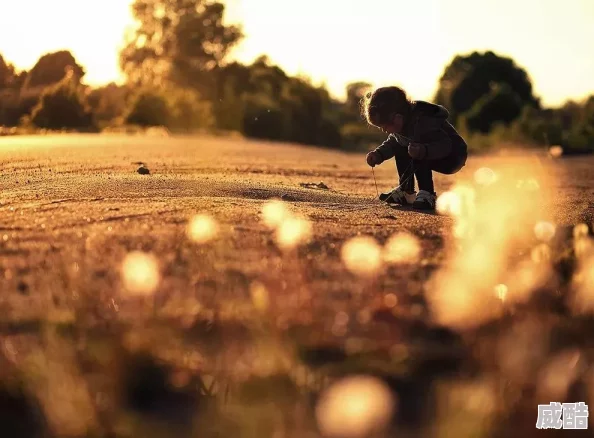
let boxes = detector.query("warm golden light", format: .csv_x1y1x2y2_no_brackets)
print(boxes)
495,283,508,301
341,236,383,277
187,214,219,244
426,156,553,329
261,200,291,229
275,215,313,250
383,232,421,264
534,221,556,242
549,145,564,158
250,281,270,312
474,167,498,185
315,375,396,438
121,251,160,296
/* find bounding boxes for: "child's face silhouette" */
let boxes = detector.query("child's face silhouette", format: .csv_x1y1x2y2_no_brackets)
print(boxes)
378,114,404,135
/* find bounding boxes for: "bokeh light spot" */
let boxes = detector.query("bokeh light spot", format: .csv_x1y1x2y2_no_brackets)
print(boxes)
121,251,160,296
341,236,383,277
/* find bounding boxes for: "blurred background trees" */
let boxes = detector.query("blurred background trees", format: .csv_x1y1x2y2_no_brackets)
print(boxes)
0,1,593,153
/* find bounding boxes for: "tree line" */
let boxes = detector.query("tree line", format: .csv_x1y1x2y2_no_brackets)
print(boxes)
1,0,593,153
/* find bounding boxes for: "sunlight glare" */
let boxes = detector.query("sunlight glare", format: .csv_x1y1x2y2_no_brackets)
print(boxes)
275,215,313,250
121,251,160,296
187,214,219,244
474,167,498,186
262,200,291,229
534,221,556,242
383,232,421,264
341,236,383,277
315,375,396,438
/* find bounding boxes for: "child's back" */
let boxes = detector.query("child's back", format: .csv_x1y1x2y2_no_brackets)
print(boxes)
377,100,467,163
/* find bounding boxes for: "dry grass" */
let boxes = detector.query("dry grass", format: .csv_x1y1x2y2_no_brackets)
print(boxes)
0,133,593,437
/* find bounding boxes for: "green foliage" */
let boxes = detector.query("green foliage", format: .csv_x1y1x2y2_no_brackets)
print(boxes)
29,74,94,130
212,57,343,147
0,54,16,89
120,0,242,97
339,123,386,151
167,88,214,132
124,87,214,132
435,51,538,130
344,81,372,124
125,90,171,127
86,83,131,127
5,39,594,155
464,83,525,133
24,51,85,89
0,88,43,127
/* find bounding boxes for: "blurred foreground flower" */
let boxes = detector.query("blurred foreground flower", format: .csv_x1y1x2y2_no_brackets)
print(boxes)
494,284,508,301
383,232,421,264
427,158,552,330
574,223,590,239
436,184,476,218
536,349,583,401
261,200,313,250
250,281,270,312
122,251,160,296
261,200,291,229
534,221,556,242
570,253,594,314
275,215,313,250
187,214,219,244
549,145,563,158
341,236,383,277
474,167,498,186
315,375,396,438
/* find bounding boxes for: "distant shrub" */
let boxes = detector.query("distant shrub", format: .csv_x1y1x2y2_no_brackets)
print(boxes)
86,83,131,128
0,88,44,127
339,123,385,151
123,87,214,133
167,88,214,133
29,74,95,130
125,90,171,128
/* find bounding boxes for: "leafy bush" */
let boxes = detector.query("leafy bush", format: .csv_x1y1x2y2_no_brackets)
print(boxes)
124,90,171,128
167,88,214,132
30,74,94,130
124,87,215,133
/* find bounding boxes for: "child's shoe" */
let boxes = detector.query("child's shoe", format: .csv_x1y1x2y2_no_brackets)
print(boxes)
380,186,417,206
412,190,437,210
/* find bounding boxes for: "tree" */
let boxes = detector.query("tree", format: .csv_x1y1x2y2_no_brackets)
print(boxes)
120,0,242,96
125,90,171,127
0,54,16,89
167,87,214,132
463,83,525,133
435,51,538,130
24,50,85,89
29,72,94,130
345,81,372,122
87,83,131,126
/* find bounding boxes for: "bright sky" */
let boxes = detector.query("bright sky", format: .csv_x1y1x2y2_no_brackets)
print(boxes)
1,0,593,107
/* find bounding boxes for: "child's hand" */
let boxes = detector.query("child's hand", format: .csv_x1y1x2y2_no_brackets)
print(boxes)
366,151,382,167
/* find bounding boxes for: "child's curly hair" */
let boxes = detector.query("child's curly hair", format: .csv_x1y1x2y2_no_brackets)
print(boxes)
361,86,412,127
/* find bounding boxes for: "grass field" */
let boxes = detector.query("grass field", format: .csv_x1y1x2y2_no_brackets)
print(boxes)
1,133,594,438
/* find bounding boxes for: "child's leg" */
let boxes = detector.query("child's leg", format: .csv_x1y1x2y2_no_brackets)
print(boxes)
413,163,435,193
427,150,467,175
393,145,415,193
410,152,466,210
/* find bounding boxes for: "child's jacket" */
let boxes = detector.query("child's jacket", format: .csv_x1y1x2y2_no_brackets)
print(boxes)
372,101,468,162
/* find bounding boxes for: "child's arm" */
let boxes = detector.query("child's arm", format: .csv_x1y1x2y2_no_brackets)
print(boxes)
411,127,453,160
372,136,399,162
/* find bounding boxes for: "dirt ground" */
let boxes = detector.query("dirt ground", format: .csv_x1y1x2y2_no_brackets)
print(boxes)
1,133,593,438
